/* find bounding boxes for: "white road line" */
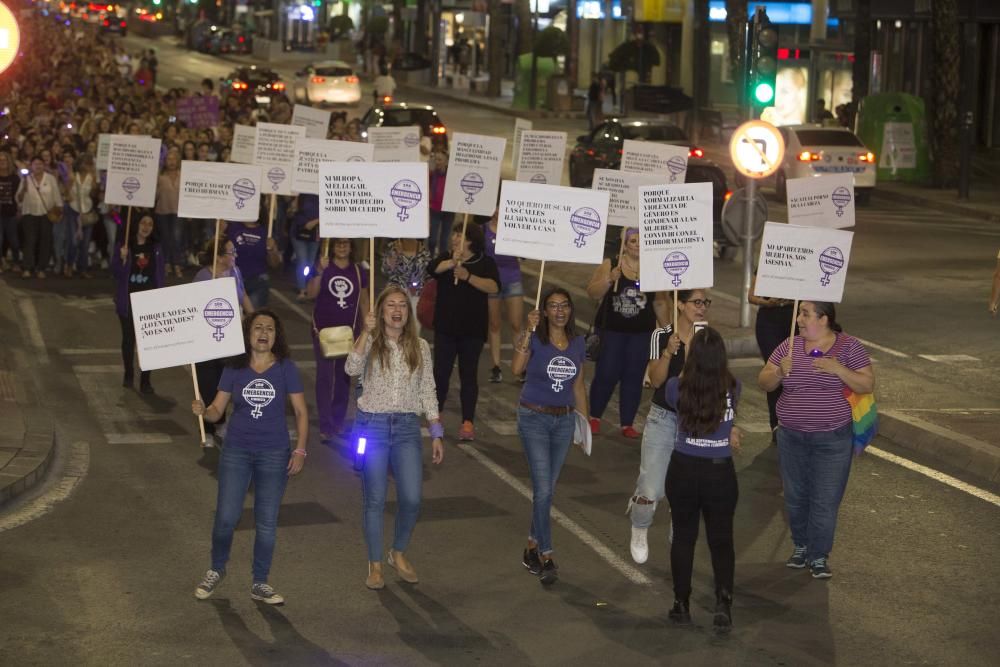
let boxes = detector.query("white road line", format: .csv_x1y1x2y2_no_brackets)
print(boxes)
854,337,910,359
61,348,119,355
271,289,314,324
105,433,174,445
0,440,90,533
866,446,1000,508
918,354,980,363
457,442,652,585
72,364,121,373
15,297,50,365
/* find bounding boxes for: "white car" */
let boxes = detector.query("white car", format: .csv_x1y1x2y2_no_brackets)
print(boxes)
292,61,361,105
764,125,877,204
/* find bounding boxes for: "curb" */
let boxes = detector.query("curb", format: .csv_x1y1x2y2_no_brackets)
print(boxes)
0,430,57,508
397,83,587,121
872,187,1000,224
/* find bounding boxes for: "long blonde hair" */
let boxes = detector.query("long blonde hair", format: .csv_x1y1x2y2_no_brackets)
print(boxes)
369,285,422,375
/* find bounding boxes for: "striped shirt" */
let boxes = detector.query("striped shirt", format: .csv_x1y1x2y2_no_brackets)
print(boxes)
769,334,871,432
649,325,686,410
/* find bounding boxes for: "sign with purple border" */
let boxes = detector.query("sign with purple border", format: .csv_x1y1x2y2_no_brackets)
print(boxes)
753,222,854,302
319,162,429,238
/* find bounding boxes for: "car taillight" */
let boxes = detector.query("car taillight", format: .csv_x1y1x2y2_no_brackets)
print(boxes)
431,125,447,135
120,20,125,26
381,95,393,104
797,151,819,162
858,151,875,163
585,149,595,157
273,82,285,91
102,18,109,26
345,75,359,84
724,190,733,201
689,147,704,158
310,76,326,84
232,81,247,90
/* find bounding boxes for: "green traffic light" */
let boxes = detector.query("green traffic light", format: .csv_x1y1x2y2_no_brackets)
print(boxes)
754,82,775,105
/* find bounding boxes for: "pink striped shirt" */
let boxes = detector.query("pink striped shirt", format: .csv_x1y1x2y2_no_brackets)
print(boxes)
768,334,871,432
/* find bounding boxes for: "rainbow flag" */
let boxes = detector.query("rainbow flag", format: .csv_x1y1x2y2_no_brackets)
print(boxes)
844,388,878,454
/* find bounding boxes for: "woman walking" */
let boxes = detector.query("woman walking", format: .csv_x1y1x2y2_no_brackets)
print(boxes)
289,193,319,302
227,212,282,309
380,237,430,333
346,286,444,589
155,146,183,278
68,154,98,279
15,156,63,279
665,327,742,631
484,208,524,384
191,309,309,605
757,301,874,579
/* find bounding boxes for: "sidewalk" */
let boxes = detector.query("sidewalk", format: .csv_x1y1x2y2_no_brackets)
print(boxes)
397,80,588,121
872,180,1000,223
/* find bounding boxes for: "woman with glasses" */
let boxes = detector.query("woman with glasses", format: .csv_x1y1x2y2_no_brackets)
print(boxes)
627,289,711,564
512,288,589,586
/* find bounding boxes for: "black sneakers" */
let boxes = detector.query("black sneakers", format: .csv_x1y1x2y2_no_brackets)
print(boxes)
786,544,808,568
522,547,542,575
539,558,559,585
810,557,833,579
489,365,502,383
714,589,733,632
668,598,692,625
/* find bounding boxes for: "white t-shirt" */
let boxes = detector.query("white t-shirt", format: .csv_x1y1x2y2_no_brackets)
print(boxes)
374,75,397,96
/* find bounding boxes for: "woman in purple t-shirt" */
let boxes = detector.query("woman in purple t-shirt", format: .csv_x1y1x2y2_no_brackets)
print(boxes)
758,301,874,580
511,288,589,586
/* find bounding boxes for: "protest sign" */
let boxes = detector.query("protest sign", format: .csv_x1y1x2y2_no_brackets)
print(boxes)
496,181,610,264
514,131,567,186
176,95,220,130
880,122,917,171
512,118,533,171
96,133,113,171
291,104,333,139
786,173,856,229
292,138,374,195
230,124,256,164
442,132,507,216
254,122,306,195
104,136,162,208
754,222,854,303
638,182,714,292
178,161,262,222
621,139,689,182
131,278,245,372
592,169,668,228
319,162,428,238
367,126,421,162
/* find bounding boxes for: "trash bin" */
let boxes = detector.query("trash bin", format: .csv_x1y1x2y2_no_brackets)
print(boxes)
856,93,932,184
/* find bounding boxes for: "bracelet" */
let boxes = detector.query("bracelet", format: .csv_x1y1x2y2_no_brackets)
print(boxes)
292,448,307,457
428,422,444,439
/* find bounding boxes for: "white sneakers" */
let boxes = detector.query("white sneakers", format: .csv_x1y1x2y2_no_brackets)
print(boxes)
630,526,649,564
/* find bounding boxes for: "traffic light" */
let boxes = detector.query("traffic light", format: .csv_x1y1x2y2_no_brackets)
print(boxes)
747,12,778,117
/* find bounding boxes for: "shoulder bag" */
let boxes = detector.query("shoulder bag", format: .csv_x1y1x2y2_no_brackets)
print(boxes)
833,335,879,454
315,265,362,359
30,176,62,223
585,289,611,362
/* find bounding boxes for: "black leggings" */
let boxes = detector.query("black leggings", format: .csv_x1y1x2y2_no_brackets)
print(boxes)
755,305,795,430
433,331,484,423
666,451,738,598
195,358,227,435
118,313,150,385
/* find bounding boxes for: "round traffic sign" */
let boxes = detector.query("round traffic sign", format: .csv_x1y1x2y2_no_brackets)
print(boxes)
729,120,785,179
721,187,768,245
0,2,20,76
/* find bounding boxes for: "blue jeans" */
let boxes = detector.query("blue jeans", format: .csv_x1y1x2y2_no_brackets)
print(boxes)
517,406,575,555
777,423,853,561
355,411,424,562
290,237,318,291
589,329,650,427
428,210,454,257
629,404,678,528
211,445,290,583
155,213,179,266
52,212,70,269
74,223,95,272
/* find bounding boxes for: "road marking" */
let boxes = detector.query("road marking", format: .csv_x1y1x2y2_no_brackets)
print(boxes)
730,357,763,368
918,354,980,363
0,440,90,533
854,337,910,359
272,289,313,324
866,446,1000,508
457,442,652,585
105,433,174,444
15,297,50,365
72,364,121,373
61,348,118,355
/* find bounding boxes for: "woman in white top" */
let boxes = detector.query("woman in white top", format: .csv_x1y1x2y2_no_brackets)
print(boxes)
345,285,444,591
15,156,63,279
68,154,98,279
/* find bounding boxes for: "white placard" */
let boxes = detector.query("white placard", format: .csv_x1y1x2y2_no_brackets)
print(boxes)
292,138,374,195
368,126,421,163
592,169,668,228
104,136,162,208
131,278,245,371
442,132,507,216
96,133,113,171
230,124,256,164
638,182,715,292
496,180,610,264
754,222,855,303
254,122,306,195
512,118,533,171
786,173,856,229
319,162,429,238
514,130,567,186
178,161,263,222
291,104,332,139
880,121,916,171
621,139,689,182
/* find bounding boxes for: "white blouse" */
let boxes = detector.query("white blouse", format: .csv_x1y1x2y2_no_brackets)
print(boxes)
346,336,439,421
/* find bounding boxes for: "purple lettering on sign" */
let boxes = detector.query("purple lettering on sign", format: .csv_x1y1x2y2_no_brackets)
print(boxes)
390,179,422,221
818,246,844,286
460,172,484,204
570,207,602,248
663,251,690,287
831,186,852,216
232,178,256,208
203,297,235,341
122,176,141,200
667,155,686,183
176,95,221,130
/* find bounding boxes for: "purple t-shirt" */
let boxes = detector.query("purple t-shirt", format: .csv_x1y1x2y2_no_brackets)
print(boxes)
227,222,268,280
666,377,740,458
219,359,304,451
484,224,521,287
313,262,369,331
519,335,585,408
194,266,248,311
768,333,871,432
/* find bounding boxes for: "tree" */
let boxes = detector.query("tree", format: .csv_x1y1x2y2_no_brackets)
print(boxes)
930,0,960,187
608,37,660,84
515,0,534,56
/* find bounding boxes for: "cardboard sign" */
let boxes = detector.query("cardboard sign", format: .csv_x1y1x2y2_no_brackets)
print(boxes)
230,124,256,165
292,138,374,195
880,122,916,171
291,104,332,139
592,169,668,228
496,181,610,264
442,132,507,216
176,95,220,130
96,133,113,171
786,173,856,229
754,222,855,303
367,126,422,162
178,161,263,222
514,130,567,186
638,182,715,291
254,122,306,195
104,136,162,208
512,118,533,171
621,139,689,182
131,278,245,371
319,162,428,238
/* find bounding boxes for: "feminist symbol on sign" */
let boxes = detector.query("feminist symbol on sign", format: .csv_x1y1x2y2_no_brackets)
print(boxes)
267,167,286,192
242,379,275,419
570,207,602,248
122,176,141,200
663,251,690,287
667,156,687,183
390,179,422,221
460,172,484,204
203,297,235,341
232,178,256,209
831,186,852,217
818,246,844,286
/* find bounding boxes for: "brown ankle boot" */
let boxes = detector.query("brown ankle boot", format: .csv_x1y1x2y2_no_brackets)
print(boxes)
387,550,419,583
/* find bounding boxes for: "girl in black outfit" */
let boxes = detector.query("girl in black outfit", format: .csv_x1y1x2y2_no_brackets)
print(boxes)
749,271,795,440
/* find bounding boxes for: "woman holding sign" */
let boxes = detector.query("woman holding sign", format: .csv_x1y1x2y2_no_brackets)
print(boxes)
111,211,165,394
585,227,656,439
513,288,588,586
191,309,309,605
757,302,874,580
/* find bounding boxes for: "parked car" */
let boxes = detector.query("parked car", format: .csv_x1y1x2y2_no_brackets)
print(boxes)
360,102,448,150
220,66,287,106
292,61,361,105
762,124,877,204
200,28,252,55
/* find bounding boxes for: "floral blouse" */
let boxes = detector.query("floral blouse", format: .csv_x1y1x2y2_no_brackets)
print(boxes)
381,240,431,294
345,336,439,420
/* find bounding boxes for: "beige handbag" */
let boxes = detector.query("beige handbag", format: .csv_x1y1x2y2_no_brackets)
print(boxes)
315,266,361,359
